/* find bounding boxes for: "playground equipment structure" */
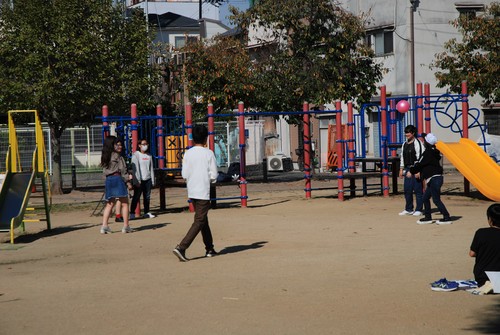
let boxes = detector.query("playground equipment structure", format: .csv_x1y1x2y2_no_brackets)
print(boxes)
0,110,52,243
379,81,498,201
100,80,498,209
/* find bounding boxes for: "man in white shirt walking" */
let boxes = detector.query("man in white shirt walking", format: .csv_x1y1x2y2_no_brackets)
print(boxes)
173,124,219,262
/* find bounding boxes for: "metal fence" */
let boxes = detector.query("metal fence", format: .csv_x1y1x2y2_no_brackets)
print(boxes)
0,120,266,188
0,124,103,174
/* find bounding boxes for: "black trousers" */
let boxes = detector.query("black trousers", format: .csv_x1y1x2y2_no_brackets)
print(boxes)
130,179,152,215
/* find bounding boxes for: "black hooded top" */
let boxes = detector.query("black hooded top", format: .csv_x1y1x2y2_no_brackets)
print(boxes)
409,144,443,180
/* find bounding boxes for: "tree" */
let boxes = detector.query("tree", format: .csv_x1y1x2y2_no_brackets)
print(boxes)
183,0,381,114
0,0,159,194
182,0,382,159
431,2,500,105
237,0,383,111
182,36,257,119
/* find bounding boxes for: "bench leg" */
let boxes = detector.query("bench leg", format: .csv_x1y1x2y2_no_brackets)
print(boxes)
349,178,356,198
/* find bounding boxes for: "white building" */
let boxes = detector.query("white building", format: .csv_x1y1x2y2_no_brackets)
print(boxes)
128,0,230,46
339,0,490,147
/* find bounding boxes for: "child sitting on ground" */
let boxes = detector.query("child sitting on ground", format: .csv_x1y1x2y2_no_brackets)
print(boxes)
469,203,500,293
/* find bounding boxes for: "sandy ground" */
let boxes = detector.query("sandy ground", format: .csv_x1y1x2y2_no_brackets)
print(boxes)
1,173,500,335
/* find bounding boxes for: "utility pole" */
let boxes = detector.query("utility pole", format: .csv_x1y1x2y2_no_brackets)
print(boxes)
145,0,149,33
409,0,417,97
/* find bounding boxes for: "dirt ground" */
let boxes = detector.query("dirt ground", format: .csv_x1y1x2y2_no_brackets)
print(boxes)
1,172,500,335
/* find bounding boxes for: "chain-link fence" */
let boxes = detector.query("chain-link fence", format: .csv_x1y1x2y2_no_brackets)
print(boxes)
0,125,103,173
0,125,50,173
0,124,103,188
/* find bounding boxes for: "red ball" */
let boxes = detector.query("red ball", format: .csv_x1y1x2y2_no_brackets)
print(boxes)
396,100,410,113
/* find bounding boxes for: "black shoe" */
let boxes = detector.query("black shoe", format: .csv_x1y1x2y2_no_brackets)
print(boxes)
115,216,124,223
205,249,218,257
417,218,434,224
173,246,189,262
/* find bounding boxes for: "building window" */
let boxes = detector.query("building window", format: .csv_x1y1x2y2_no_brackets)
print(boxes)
455,3,485,20
365,28,393,56
174,35,198,49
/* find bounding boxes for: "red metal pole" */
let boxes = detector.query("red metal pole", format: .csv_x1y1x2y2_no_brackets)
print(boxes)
389,99,397,157
207,104,215,152
380,85,389,197
462,80,470,194
347,101,355,173
303,102,311,199
462,80,469,139
130,104,140,216
157,104,166,210
156,105,165,169
185,102,194,212
102,105,109,138
335,101,344,201
424,83,431,134
185,102,193,149
416,82,423,136
131,103,138,155
238,102,247,207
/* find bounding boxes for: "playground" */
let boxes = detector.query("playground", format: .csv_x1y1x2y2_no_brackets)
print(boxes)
0,174,499,334
1,81,500,333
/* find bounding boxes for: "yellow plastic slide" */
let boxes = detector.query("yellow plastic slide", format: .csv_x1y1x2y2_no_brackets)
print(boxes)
436,138,500,201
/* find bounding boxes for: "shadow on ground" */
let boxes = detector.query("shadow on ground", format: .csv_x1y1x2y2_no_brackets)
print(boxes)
185,241,268,261
219,241,268,255
443,187,490,201
6,223,96,244
465,301,500,333
133,223,168,232
211,199,290,209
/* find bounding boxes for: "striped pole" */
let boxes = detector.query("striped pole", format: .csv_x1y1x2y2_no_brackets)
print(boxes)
335,101,344,201
380,85,389,197
238,102,247,207
303,102,311,199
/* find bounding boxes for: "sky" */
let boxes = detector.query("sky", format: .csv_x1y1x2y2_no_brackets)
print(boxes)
219,0,250,27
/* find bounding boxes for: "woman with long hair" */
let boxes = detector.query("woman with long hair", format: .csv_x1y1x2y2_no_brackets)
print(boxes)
100,136,133,234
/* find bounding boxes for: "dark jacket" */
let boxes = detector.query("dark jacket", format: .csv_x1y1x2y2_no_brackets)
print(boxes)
409,145,443,180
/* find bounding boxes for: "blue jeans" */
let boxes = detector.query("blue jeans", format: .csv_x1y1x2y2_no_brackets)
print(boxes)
423,175,450,220
403,171,423,212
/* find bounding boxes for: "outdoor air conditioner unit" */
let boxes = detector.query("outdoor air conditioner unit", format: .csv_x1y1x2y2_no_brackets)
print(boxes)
267,155,284,171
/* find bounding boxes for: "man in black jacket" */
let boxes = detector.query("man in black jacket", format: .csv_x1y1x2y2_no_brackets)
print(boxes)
410,133,451,224
399,125,424,216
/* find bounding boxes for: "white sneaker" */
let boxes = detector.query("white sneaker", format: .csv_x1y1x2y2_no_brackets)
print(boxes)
436,219,452,225
121,226,133,233
100,226,112,234
417,218,434,224
412,211,423,216
144,212,156,218
399,210,413,216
